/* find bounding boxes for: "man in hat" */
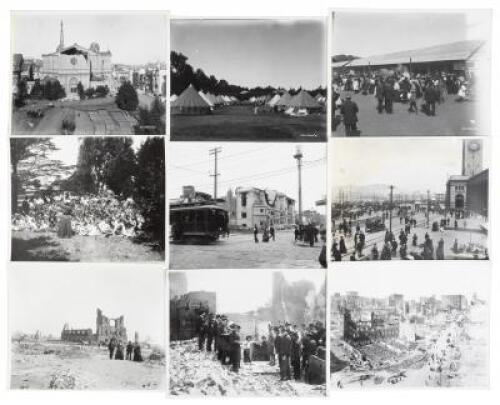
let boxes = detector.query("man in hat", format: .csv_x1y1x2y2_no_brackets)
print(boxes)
276,326,292,381
228,323,241,372
196,312,207,351
340,93,359,137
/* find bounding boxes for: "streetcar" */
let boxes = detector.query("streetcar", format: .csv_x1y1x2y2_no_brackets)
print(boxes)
365,216,386,233
169,202,229,242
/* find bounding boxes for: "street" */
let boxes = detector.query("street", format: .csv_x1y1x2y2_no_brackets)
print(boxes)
333,212,488,260
334,92,480,136
170,230,324,269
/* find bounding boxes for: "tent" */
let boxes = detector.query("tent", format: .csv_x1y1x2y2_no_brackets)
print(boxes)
276,91,292,107
214,95,225,105
267,94,281,107
171,84,211,115
199,91,214,107
170,94,178,102
288,90,321,110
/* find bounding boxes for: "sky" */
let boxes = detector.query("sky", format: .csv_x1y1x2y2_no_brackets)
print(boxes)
329,267,489,301
171,269,325,314
172,19,325,89
331,138,489,195
43,136,155,167
9,266,165,344
168,142,327,213
331,10,490,57
11,12,167,65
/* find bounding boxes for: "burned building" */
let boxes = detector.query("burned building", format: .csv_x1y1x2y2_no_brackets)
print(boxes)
60,308,127,344
343,309,400,346
95,308,127,344
170,291,216,341
60,323,93,343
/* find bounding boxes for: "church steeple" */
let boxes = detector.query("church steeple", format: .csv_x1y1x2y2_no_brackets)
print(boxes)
59,20,64,52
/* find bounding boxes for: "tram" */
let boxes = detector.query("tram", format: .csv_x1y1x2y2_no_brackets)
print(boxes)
365,216,386,233
170,202,229,242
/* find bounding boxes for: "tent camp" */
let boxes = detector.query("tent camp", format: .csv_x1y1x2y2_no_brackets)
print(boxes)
199,91,214,107
276,91,292,107
171,84,211,115
288,90,322,111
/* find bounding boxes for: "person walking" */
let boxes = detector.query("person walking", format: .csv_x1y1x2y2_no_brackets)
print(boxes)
340,94,359,136
253,224,259,243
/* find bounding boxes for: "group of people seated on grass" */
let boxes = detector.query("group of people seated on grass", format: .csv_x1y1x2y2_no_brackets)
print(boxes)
12,191,145,239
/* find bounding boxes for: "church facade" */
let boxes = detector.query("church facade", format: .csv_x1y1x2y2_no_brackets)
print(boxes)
40,21,114,99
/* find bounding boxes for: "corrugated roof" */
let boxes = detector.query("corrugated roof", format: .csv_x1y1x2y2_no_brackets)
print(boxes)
335,40,485,68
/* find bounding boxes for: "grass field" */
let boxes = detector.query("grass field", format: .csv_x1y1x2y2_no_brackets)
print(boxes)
11,230,164,262
171,105,326,142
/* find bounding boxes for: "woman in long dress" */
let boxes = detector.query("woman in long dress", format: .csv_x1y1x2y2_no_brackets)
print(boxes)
57,207,73,238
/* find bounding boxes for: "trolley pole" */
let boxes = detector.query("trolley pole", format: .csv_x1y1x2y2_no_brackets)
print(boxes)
389,185,394,234
293,146,303,225
209,147,221,200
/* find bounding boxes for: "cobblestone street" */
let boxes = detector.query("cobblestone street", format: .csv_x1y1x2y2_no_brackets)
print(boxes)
170,230,324,269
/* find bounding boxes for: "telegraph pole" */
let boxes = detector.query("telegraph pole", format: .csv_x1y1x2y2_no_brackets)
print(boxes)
426,190,430,227
293,146,303,224
209,147,221,200
389,185,394,233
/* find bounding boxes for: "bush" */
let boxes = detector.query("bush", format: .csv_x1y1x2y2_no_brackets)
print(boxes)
44,80,66,101
95,85,110,98
62,115,76,134
115,82,138,111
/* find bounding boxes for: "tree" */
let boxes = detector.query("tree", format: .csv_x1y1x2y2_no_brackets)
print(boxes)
134,137,165,248
69,138,136,195
95,85,109,98
135,97,165,135
44,79,66,100
77,82,85,100
14,79,28,107
10,138,57,211
115,82,138,111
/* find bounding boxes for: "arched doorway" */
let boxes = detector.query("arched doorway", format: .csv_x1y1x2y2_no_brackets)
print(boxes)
69,77,79,94
455,194,465,210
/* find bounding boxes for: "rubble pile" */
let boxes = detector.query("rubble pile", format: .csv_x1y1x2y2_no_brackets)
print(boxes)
48,370,93,389
170,340,325,396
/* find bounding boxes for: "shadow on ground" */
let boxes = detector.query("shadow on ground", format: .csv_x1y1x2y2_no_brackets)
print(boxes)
11,236,70,261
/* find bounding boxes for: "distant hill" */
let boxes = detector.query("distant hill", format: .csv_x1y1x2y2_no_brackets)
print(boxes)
332,54,360,63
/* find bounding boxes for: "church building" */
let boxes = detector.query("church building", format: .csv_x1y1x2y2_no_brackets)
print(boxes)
40,21,114,99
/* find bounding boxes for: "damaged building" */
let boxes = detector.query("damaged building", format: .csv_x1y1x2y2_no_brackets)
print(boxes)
60,308,127,344
343,309,400,346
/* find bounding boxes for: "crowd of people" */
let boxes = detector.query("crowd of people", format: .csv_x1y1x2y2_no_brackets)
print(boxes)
333,70,473,135
107,337,143,362
12,191,145,239
195,312,326,383
332,212,488,261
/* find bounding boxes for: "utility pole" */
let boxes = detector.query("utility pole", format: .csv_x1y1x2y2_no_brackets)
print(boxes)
293,146,303,225
426,190,430,227
389,185,394,233
209,147,221,200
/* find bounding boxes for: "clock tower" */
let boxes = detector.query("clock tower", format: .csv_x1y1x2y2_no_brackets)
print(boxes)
462,140,483,177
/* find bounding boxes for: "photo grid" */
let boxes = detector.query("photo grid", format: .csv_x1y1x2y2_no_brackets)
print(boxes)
5,7,492,397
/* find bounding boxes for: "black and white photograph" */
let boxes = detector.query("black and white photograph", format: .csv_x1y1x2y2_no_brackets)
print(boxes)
168,143,327,269
170,19,326,142
331,10,490,136
330,267,489,388
10,136,165,262
331,138,489,261
169,269,326,396
11,12,167,135
9,265,165,390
